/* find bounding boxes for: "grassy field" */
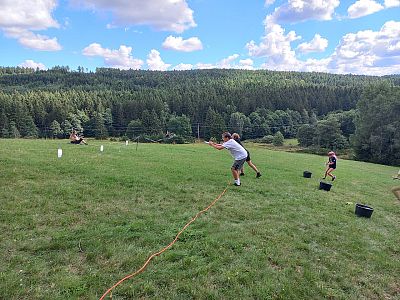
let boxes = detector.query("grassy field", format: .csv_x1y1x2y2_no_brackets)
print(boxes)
0,139,399,300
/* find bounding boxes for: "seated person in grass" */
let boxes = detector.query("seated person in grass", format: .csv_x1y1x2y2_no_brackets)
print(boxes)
69,130,88,145
232,133,261,178
208,132,247,186
392,170,400,201
323,151,337,181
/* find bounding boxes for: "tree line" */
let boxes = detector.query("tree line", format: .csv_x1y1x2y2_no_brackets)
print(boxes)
0,67,399,165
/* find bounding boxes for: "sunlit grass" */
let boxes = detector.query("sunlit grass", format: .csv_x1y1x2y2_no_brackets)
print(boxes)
0,139,399,299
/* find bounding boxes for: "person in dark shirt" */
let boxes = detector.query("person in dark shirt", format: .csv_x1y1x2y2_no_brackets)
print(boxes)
323,151,336,181
232,133,261,178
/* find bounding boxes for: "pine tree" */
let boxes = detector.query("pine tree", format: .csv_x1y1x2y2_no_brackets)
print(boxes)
20,114,38,138
9,121,20,138
126,119,143,139
93,112,108,139
1,127,9,138
204,107,226,140
50,120,63,138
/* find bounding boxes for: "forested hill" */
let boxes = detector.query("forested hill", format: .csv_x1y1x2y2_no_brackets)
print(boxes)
0,67,399,142
1,68,399,114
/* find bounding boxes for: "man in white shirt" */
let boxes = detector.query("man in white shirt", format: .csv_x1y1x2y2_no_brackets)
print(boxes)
208,132,248,186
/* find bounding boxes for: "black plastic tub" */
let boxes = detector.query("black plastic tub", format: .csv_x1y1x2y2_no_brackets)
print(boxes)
303,171,312,178
319,181,332,191
355,203,374,218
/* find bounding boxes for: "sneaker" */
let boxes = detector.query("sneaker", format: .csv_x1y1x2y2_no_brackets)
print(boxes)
234,183,241,186
240,172,245,176
256,172,262,178
332,176,336,181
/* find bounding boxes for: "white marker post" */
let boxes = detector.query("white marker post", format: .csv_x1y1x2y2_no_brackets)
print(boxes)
100,145,104,152
57,148,62,158
125,140,129,146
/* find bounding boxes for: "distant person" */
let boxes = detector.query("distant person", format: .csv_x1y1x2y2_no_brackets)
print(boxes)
392,170,400,201
69,130,88,145
208,132,247,186
392,170,400,180
232,133,261,178
323,151,336,181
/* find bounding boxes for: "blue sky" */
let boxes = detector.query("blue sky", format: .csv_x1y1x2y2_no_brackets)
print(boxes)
0,0,399,75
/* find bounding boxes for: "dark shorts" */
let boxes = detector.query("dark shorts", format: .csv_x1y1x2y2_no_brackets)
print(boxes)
246,150,250,162
70,139,82,144
329,165,336,169
232,158,246,170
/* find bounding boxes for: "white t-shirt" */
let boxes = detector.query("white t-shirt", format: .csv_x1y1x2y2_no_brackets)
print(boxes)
222,139,248,160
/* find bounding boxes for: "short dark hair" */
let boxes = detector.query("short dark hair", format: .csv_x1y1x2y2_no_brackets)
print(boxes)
222,132,231,139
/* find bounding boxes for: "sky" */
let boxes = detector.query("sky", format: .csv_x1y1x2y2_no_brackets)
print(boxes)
0,0,399,75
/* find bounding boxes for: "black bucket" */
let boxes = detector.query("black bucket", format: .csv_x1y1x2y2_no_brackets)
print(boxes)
319,181,332,191
303,171,312,178
355,203,374,218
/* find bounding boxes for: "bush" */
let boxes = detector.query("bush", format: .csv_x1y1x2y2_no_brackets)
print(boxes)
119,135,129,141
260,135,274,144
273,132,284,146
164,135,187,144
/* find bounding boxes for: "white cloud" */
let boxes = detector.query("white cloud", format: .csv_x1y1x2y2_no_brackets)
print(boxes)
0,0,59,30
0,0,61,51
82,43,143,69
384,0,400,7
162,36,203,52
146,49,171,71
265,0,275,7
217,54,240,68
248,16,400,75
246,15,300,68
18,59,47,70
297,34,328,53
347,0,384,19
4,28,61,51
194,55,254,70
74,0,196,33
271,0,340,23
195,63,215,69
172,63,193,70
238,59,254,70
328,20,400,75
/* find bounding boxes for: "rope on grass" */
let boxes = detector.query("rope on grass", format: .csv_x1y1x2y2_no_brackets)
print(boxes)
99,184,230,300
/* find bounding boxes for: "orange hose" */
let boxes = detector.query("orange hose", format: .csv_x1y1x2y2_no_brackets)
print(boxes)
99,184,229,300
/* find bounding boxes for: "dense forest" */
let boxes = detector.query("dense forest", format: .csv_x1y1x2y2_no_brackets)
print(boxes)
0,66,399,165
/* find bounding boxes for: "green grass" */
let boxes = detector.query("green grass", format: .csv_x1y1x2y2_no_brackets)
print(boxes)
0,139,399,300
283,138,299,146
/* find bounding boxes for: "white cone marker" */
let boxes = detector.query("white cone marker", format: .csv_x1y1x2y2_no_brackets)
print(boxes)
57,148,62,158
100,145,104,152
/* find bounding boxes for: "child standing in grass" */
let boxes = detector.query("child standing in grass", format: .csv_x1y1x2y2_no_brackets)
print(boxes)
323,151,337,181
208,132,247,186
392,170,400,200
232,133,261,178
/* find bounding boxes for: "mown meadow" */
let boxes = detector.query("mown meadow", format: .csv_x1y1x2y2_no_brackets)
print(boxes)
0,139,399,299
